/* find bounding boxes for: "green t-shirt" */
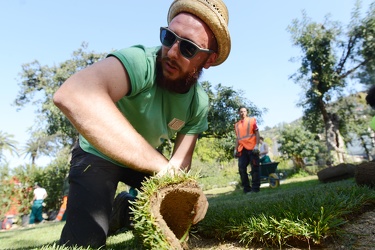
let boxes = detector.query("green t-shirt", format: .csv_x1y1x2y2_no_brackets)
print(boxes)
79,45,209,167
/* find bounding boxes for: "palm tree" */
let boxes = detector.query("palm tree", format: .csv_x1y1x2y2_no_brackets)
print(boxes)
22,132,57,165
0,131,18,163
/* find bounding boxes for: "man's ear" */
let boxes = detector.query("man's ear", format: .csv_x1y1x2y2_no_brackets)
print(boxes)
203,53,218,69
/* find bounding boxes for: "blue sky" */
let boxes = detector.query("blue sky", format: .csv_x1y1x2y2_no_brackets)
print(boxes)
1,0,373,167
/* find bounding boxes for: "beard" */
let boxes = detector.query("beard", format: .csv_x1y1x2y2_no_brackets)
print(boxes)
156,51,204,94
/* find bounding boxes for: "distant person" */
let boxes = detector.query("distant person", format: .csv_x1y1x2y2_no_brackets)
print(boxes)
259,136,271,164
55,174,69,221
366,85,375,131
29,183,47,225
234,106,261,194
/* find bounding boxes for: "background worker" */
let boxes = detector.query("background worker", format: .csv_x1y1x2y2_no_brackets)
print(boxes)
29,183,48,225
234,106,260,194
259,136,271,164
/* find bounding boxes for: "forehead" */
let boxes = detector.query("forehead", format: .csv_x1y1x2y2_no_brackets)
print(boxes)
239,108,247,112
169,13,211,44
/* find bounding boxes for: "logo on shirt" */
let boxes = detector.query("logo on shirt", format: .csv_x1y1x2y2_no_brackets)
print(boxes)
168,118,185,131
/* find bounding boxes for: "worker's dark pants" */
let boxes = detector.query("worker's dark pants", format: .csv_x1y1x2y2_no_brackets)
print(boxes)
238,148,260,193
29,200,44,224
59,144,150,248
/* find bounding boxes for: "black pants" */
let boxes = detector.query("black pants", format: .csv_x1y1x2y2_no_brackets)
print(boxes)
59,144,150,248
238,148,260,193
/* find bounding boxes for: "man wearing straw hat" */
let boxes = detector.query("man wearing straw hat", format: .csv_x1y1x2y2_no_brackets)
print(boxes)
54,0,231,248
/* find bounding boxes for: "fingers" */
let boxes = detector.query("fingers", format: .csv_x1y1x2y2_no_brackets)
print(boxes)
156,163,180,177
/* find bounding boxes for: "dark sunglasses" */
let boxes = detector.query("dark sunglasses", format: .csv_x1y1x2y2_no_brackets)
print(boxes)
160,27,214,59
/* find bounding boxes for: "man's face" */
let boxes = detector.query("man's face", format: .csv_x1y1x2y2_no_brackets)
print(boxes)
159,13,216,93
239,108,247,119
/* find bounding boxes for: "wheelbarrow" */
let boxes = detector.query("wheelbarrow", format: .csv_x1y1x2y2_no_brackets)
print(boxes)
258,162,280,188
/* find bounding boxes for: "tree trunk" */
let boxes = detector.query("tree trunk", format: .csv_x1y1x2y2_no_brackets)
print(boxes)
292,156,305,170
359,135,372,161
318,98,346,165
325,113,346,164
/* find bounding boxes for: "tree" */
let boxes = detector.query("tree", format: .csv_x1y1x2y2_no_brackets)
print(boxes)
202,81,265,139
288,1,375,164
0,131,18,163
278,123,324,171
356,2,375,85
22,131,60,165
196,81,266,162
0,164,13,220
160,82,266,162
15,42,107,150
330,91,375,160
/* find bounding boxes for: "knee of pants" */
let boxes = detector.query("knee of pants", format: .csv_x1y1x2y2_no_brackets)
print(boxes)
60,220,107,248
238,166,248,175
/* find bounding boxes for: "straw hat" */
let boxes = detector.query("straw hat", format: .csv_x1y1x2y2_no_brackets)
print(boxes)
168,0,231,66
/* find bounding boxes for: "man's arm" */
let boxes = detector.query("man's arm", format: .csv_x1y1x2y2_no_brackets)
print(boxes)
234,124,239,156
169,133,199,172
43,190,48,200
254,130,260,149
53,57,169,175
263,143,269,155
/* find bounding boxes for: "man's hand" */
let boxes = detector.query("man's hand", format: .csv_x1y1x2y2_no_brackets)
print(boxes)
234,151,241,158
156,163,181,177
252,149,260,156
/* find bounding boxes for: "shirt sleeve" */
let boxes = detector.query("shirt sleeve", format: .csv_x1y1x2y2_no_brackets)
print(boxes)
108,45,159,97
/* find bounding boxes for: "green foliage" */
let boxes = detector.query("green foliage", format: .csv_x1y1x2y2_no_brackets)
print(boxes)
40,147,70,210
193,135,236,164
190,159,239,191
354,2,375,85
277,123,325,169
15,42,107,148
22,131,60,165
0,147,70,217
201,81,266,139
0,131,18,163
287,1,375,162
11,164,44,215
330,92,375,159
0,164,13,220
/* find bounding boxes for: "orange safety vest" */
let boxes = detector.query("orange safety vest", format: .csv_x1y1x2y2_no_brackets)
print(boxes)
235,117,257,152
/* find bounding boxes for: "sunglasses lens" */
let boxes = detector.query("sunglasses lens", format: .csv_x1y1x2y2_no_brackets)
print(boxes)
160,27,200,59
160,29,176,47
180,41,198,58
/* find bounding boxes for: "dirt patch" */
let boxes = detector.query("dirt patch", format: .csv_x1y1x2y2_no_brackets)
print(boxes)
323,209,375,250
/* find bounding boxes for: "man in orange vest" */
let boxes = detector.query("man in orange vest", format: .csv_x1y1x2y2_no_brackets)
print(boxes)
55,174,69,221
234,106,260,194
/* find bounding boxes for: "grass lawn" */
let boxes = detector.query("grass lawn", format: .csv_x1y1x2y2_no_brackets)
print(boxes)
1,176,374,250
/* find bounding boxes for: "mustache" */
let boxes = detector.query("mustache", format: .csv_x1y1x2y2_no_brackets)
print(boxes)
162,56,181,71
